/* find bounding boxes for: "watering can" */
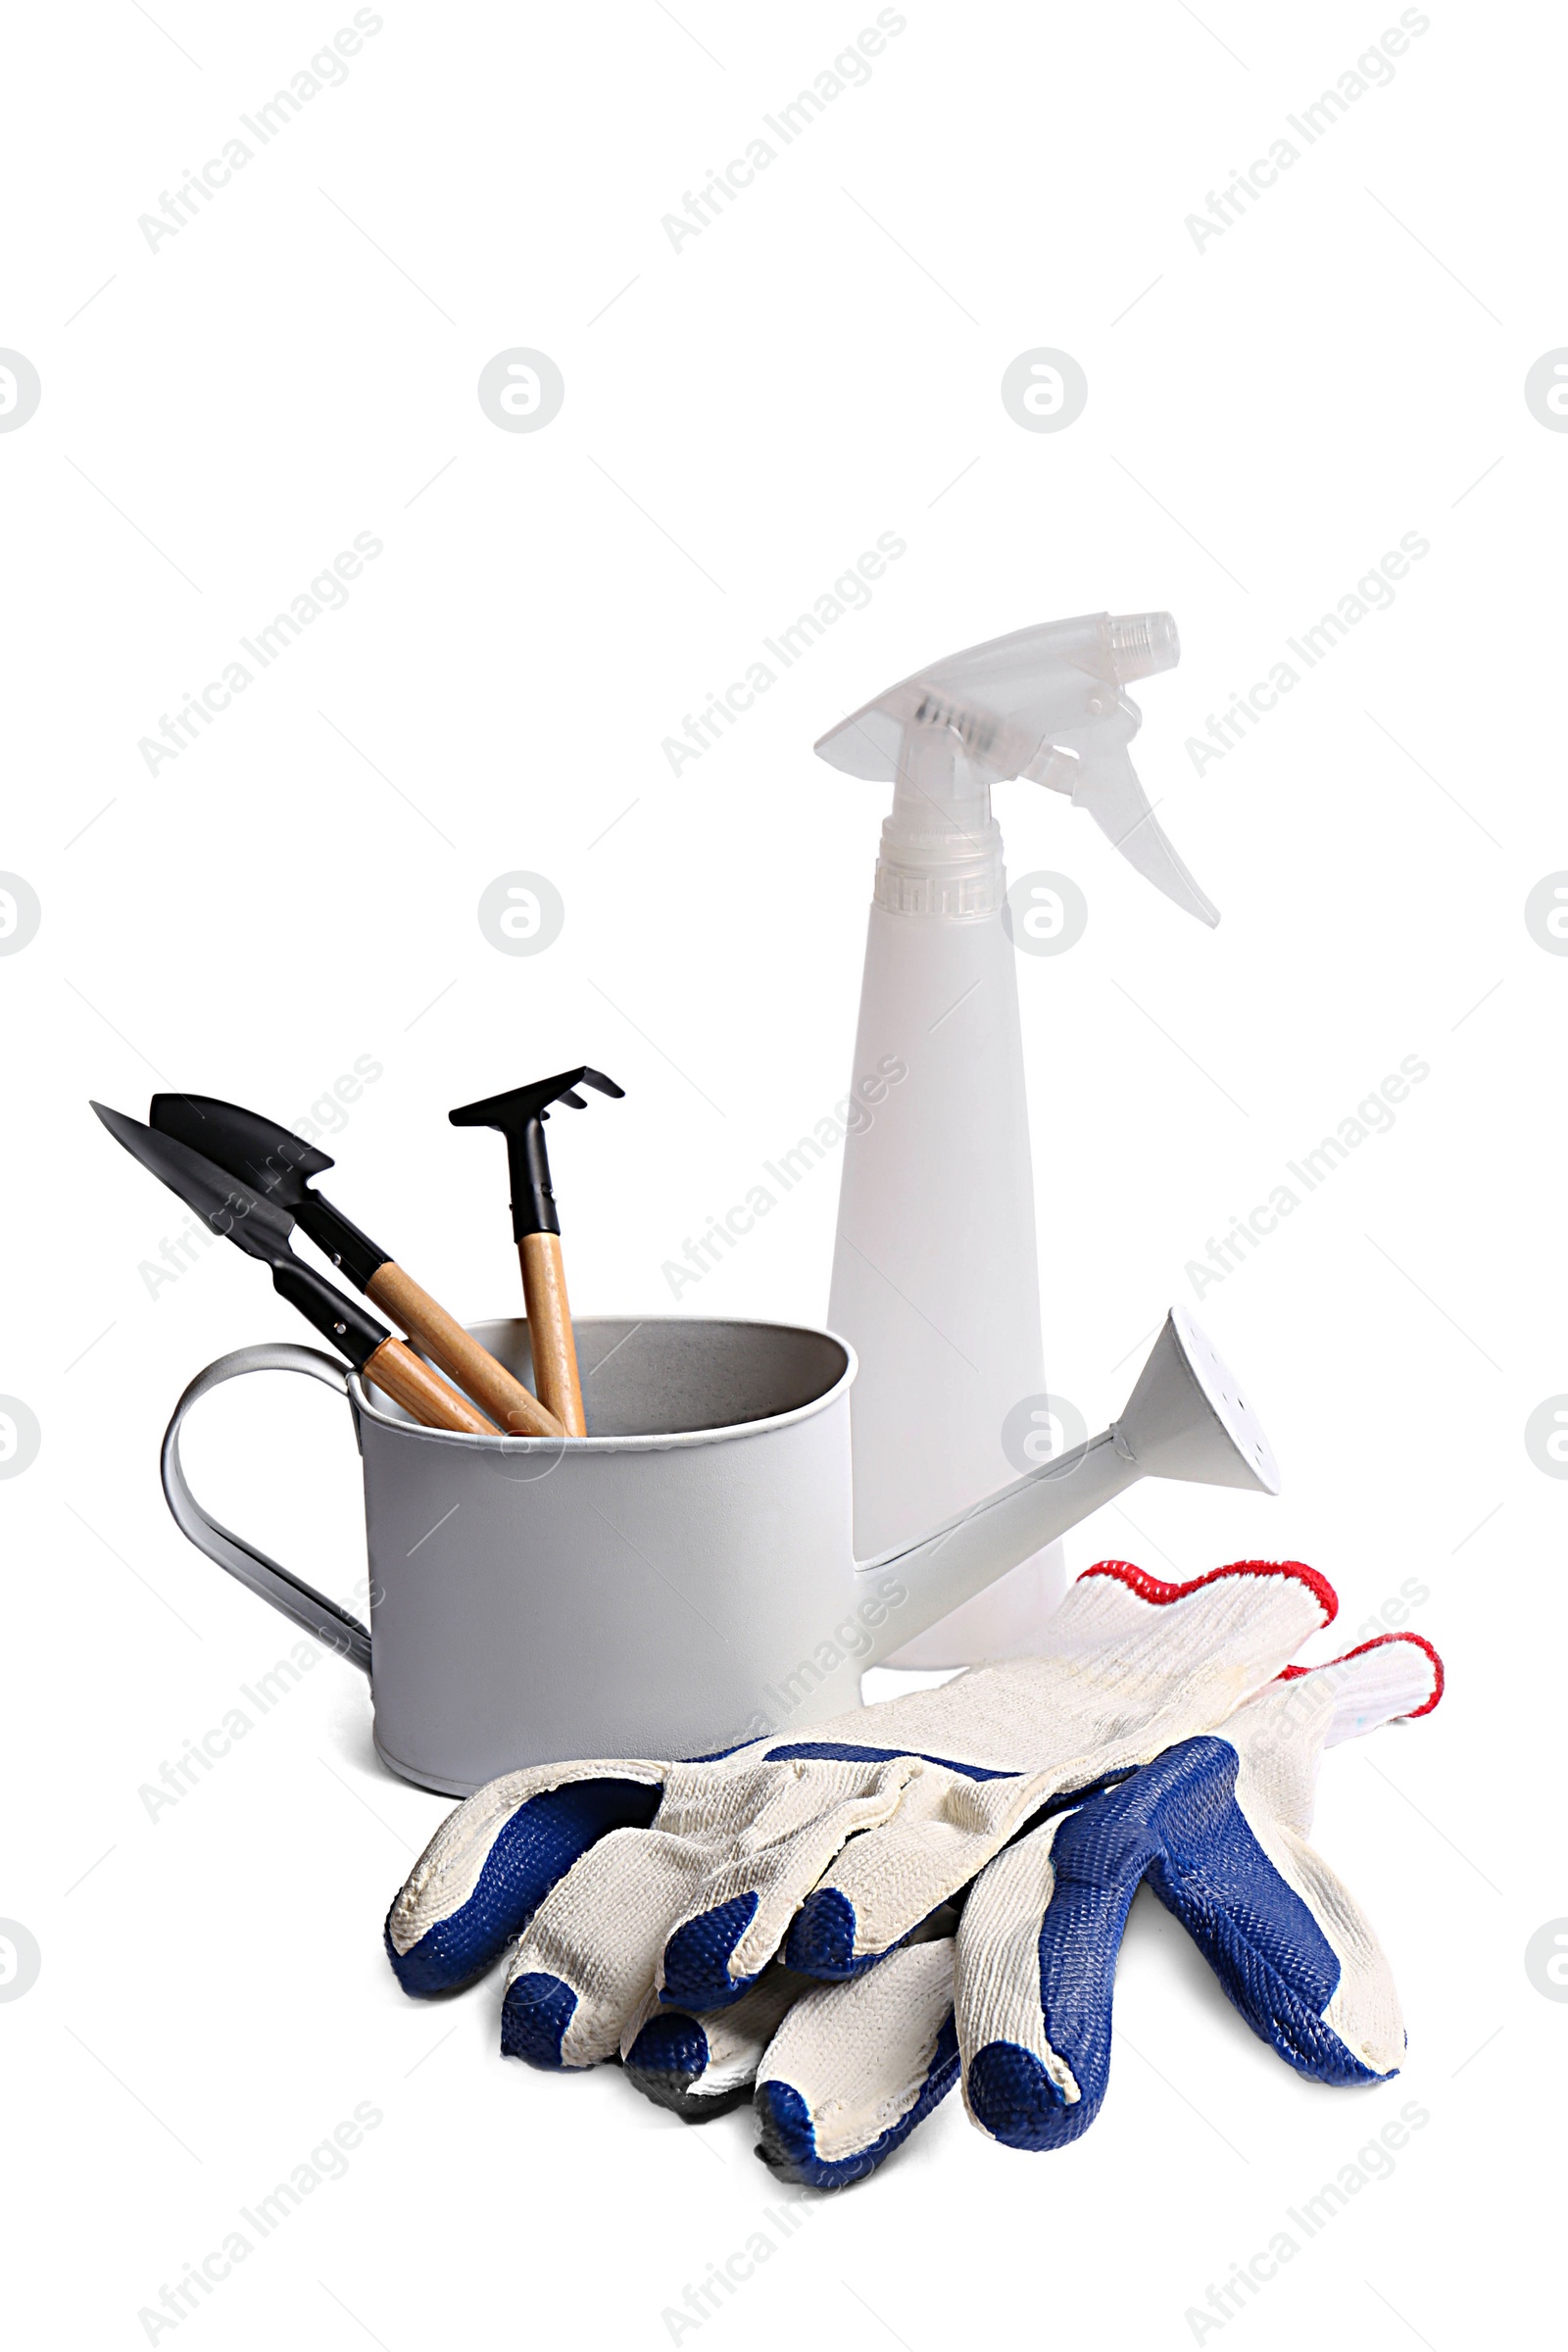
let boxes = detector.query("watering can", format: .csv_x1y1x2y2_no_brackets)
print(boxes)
161,1306,1279,1795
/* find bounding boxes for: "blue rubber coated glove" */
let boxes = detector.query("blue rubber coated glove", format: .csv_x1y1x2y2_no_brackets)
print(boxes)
384,1560,1334,2070
744,1628,1441,2187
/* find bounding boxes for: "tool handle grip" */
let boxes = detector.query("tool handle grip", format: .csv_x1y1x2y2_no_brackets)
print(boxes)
366,1262,563,1437
363,1337,500,1435
293,1191,392,1292
518,1232,586,1435
270,1255,389,1363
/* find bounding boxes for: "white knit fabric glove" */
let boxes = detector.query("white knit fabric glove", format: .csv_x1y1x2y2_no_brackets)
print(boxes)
737,1628,1441,2185
386,1560,1334,2070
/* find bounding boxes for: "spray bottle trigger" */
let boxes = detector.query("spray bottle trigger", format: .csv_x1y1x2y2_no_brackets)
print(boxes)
1027,744,1083,797
1074,751,1221,928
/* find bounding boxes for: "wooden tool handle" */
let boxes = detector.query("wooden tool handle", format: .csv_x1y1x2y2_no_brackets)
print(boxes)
363,1336,500,1435
366,1261,564,1438
518,1231,586,1436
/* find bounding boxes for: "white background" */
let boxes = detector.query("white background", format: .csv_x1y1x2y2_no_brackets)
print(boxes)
3,2,1560,2344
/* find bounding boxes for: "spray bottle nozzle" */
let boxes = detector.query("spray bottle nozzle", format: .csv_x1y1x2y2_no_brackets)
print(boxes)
814,611,1217,927
1106,611,1181,680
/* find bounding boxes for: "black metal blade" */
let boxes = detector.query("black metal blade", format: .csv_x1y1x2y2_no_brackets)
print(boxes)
92,1102,298,1265
148,1092,333,1207
93,1102,392,1369
148,1091,389,1289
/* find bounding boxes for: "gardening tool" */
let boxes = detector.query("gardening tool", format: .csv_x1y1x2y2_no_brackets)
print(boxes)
448,1068,624,1436
93,1103,499,1437
817,611,1212,1668
148,1092,563,1439
157,1302,1280,1791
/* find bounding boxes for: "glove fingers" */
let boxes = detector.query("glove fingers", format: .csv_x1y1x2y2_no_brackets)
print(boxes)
782,1767,1042,1981
957,1782,1160,2151
502,1826,713,2069
958,1639,1433,2144
621,1964,813,2120
1148,1837,1400,2082
1150,1705,1407,2082
655,1757,917,2009
386,1763,664,1996
773,1560,1346,1987
625,1898,960,2121
755,1938,959,2189
1151,1637,1439,2081
959,1737,1395,2148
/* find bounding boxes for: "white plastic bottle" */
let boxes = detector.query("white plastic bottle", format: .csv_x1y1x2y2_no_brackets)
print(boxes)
819,612,1213,1665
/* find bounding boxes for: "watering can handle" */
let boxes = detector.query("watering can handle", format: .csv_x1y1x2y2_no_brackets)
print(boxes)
160,1343,372,1675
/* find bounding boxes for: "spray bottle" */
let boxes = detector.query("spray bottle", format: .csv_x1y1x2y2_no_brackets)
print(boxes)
817,611,1214,1665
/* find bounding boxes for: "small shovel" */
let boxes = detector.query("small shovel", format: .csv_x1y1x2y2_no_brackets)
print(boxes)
93,1103,500,1437
147,1094,563,1439
449,1068,624,1436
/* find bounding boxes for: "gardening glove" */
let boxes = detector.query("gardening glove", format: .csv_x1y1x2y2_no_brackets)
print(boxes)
386,1559,1334,2069
745,1627,1442,2186
621,1628,1434,2133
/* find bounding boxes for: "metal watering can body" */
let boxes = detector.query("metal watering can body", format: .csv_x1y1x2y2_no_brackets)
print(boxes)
161,1310,1279,1795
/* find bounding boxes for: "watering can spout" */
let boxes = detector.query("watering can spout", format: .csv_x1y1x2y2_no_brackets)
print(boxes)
857,1307,1280,1661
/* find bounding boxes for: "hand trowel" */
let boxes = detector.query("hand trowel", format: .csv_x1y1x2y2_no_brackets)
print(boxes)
148,1093,564,1438
94,1103,501,1436
816,612,1213,1667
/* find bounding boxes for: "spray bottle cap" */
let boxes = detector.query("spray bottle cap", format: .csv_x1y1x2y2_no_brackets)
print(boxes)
814,611,1216,926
